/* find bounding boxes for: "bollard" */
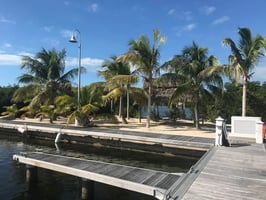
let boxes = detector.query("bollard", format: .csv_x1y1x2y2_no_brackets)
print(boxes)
256,121,264,144
215,117,224,146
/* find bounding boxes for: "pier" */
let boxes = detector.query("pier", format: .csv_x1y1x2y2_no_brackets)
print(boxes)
181,144,266,200
0,120,214,152
13,143,266,199
13,152,182,200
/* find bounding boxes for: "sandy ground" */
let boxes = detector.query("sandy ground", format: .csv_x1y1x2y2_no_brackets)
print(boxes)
15,117,216,139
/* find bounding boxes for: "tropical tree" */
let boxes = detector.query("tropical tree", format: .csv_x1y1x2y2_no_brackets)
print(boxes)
66,82,119,126
222,27,266,116
54,95,76,117
162,41,223,129
130,87,147,123
13,48,82,122
98,56,138,121
1,104,19,119
119,29,166,128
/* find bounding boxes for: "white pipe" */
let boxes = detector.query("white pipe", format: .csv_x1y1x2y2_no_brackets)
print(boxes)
55,132,62,144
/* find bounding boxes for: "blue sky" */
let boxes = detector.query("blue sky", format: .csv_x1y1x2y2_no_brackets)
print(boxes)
0,0,265,87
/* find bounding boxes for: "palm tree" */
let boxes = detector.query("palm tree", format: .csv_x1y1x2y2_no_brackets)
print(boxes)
66,82,118,126
162,42,223,129
1,104,18,119
119,29,166,128
13,48,81,122
130,87,147,123
98,56,138,121
54,95,76,117
222,27,266,116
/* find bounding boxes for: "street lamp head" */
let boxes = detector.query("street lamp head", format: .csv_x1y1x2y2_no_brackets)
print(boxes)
69,33,77,43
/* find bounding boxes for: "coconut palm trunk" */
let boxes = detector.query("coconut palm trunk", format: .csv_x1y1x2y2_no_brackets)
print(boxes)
194,97,200,129
126,86,130,120
242,75,247,116
119,95,122,118
146,84,152,128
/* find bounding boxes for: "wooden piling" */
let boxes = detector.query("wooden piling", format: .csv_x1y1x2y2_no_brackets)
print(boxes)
81,178,94,200
26,165,38,183
25,165,38,192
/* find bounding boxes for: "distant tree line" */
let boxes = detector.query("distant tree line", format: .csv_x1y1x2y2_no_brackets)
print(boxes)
1,81,266,123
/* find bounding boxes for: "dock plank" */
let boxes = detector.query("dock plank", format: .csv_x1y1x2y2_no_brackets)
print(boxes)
142,172,168,186
180,144,266,200
155,174,180,189
120,168,156,184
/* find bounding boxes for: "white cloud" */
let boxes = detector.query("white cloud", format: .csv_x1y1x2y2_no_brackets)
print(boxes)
0,16,16,24
201,6,216,15
176,23,196,37
212,16,230,25
0,52,35,66
168,9,175,16
168,9,192,21
183,11,193,21
66,57,104,72
41,26,53,33
0,54,21,66
0,53,104,74
88,3,99,13
61,29,73,38
183,23,196,31
3,43,12,48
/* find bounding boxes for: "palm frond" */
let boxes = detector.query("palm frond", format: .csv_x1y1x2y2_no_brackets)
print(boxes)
103,88,123,103
106,75,138,87
81,104,99,114
169,82,193,106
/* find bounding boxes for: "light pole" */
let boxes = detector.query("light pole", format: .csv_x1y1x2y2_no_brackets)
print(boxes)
69,29,81,112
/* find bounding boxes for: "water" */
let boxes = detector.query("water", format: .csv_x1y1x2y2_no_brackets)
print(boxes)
0,134,200,200
142,106,192,119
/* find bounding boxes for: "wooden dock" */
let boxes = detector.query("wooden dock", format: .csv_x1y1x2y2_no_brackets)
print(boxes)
0,120,214,150
13,144,266,200
13,152,182,200
180,144,266,200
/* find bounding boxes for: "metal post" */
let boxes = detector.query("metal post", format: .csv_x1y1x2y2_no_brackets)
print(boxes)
77,34,81,111
215,116,224,146
69,29,82,126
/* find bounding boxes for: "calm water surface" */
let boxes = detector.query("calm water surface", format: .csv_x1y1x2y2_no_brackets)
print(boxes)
0,134,199,200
